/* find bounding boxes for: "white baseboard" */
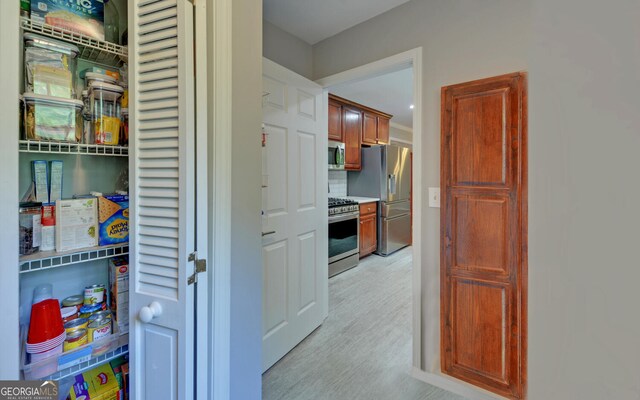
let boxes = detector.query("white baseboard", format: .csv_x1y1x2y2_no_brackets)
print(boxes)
410,368,509,400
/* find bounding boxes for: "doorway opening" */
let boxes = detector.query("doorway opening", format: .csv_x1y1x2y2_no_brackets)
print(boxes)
262,49,425,399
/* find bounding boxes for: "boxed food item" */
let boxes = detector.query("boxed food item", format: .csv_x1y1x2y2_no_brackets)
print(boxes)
23,93,83,142
31,0,105,41
24,33,78,98
98,194,129,246
109,257,128,333
68,364,119,400
32,160,49,203
55,198,98,251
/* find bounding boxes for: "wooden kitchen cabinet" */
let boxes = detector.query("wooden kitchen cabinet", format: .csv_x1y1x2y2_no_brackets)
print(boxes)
362,111,378,145
328,99,343,141
343,106,362,170
359,202,377,257
377,115,390,144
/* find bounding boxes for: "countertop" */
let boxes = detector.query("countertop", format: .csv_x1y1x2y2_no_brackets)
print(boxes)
338,196,380,204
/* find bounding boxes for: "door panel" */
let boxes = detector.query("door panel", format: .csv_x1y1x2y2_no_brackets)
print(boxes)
377,116,390,144
129,0,197,398
328,100,343,141
262,59,328,371
343,107,362,170
362,112,378,145
441,72,527,399
379,213,411,255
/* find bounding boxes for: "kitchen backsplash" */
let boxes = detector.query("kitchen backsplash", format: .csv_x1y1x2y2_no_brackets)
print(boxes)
329,170,347,196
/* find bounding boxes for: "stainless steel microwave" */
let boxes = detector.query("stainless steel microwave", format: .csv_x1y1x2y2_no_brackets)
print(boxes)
328,141,345,170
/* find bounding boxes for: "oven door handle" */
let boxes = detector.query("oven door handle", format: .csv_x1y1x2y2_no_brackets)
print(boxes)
328,211,359,223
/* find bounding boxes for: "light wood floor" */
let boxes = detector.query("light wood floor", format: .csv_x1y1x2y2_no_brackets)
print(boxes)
262,247,466,400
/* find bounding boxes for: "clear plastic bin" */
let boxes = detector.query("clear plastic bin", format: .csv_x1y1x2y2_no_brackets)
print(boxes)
24,33,79,99
89,81,124,146
23,93,84,142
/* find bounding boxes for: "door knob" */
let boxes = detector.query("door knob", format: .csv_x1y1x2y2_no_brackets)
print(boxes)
139,301,163,323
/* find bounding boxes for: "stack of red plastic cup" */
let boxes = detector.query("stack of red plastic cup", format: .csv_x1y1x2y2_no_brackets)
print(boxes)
26,299,66,362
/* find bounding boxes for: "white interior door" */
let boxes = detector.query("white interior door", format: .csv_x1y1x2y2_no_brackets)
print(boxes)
262,58,328,371
129,0,201,398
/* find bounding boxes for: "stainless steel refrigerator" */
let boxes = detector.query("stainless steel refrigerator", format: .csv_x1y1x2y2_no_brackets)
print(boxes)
348,145,411,255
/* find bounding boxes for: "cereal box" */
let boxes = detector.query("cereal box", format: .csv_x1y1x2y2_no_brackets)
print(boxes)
98,194,129,246
31,0,105,41
109,256,129,333
69,364,119,400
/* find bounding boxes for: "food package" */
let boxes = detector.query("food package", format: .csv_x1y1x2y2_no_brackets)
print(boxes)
55,198,98,251
24,33,78,98
23,93,83,142
98,195,129,246
31,0,105,41
109,257,129,333
68,364,119,400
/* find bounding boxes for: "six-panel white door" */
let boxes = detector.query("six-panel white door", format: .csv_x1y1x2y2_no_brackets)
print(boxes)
262,59,329,371
129,0,198,398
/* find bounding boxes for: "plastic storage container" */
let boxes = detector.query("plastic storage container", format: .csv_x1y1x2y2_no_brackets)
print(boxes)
23,93,84,142
89,81,124,145
120,108,129,146
19,202,42,255
24,33,79,99
84,72,118,88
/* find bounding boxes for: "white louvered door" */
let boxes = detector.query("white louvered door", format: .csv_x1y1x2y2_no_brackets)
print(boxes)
129,1,198,399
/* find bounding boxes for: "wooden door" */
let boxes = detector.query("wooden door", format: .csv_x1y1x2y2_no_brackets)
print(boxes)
343,106,362,170
441,72,527,399
362,111,378,145
262,59,328,371
328,99,343,141
359,202,377,257
377,115,390,144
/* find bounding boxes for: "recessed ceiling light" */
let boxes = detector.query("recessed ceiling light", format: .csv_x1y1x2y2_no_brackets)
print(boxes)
409,104,414,109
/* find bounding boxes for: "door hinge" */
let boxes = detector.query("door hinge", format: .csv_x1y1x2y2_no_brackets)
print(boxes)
187,252,207,285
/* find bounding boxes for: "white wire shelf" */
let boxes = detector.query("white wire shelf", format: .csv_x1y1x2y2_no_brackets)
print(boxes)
47,343,129,382
21,17,128,67
20,244,129,273
19,140,129,157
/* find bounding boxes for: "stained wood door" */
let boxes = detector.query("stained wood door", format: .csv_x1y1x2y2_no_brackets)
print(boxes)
262,59,328,371
343,106,362,170
441,72,527,399
377,115,390,144
328,99,343,142
362,111,378,145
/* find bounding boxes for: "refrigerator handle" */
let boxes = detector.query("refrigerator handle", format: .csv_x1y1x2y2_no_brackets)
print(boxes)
388,174,397,194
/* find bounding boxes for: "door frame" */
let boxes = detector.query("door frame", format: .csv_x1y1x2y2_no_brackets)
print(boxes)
316,47,424,372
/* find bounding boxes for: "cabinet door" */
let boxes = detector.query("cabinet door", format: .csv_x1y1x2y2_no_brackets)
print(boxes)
377,116,390,144
441,72,527,399
362,111,378,145
359,214,377,257
343,107,362,170
328,99,343,141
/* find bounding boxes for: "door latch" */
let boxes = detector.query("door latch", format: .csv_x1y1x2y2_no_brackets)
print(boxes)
187,252,207,285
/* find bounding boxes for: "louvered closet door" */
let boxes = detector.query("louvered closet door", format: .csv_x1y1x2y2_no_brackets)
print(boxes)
129,1,196,399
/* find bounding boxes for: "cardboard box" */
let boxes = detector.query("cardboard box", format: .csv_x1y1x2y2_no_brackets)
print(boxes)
99,195,129,246
56,198,98,251
31,0,105,41
69,364,119,400
109,257,129,333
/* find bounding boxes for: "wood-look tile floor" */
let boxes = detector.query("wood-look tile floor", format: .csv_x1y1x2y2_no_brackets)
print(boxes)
262,247,466,400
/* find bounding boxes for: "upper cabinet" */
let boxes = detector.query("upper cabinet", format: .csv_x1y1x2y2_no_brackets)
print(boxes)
328,99,343,142
328,94,393,155
343,106,362,170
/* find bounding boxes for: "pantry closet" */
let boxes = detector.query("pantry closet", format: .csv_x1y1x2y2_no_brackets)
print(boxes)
0,0,209,398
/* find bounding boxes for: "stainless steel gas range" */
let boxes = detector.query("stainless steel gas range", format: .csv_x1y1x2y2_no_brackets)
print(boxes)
328,197,360,277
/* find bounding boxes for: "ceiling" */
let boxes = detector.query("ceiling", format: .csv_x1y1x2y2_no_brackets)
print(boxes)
330,68,414,128
263,0,412,45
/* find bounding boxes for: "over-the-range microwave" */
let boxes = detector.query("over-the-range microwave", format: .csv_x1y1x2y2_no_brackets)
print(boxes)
328,140,345,170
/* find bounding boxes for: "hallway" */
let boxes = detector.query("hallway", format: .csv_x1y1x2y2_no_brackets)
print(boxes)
262,247,465,400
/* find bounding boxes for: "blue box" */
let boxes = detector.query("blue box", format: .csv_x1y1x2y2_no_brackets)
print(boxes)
98,194,129,246
31,0,105,41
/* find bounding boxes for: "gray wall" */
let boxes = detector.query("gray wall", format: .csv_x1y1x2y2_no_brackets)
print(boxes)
230,0,263,398
528,0,640,398
313,0,530,376
263,20,314,79
389,124,412,144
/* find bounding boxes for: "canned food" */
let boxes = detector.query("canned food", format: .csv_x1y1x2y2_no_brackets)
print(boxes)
79,303,103,319
61,306,78,324
88,318,111,342
64,317,88,333
63,328,88,351
84,284,106,306
62,295,83,312
89,310,112,323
